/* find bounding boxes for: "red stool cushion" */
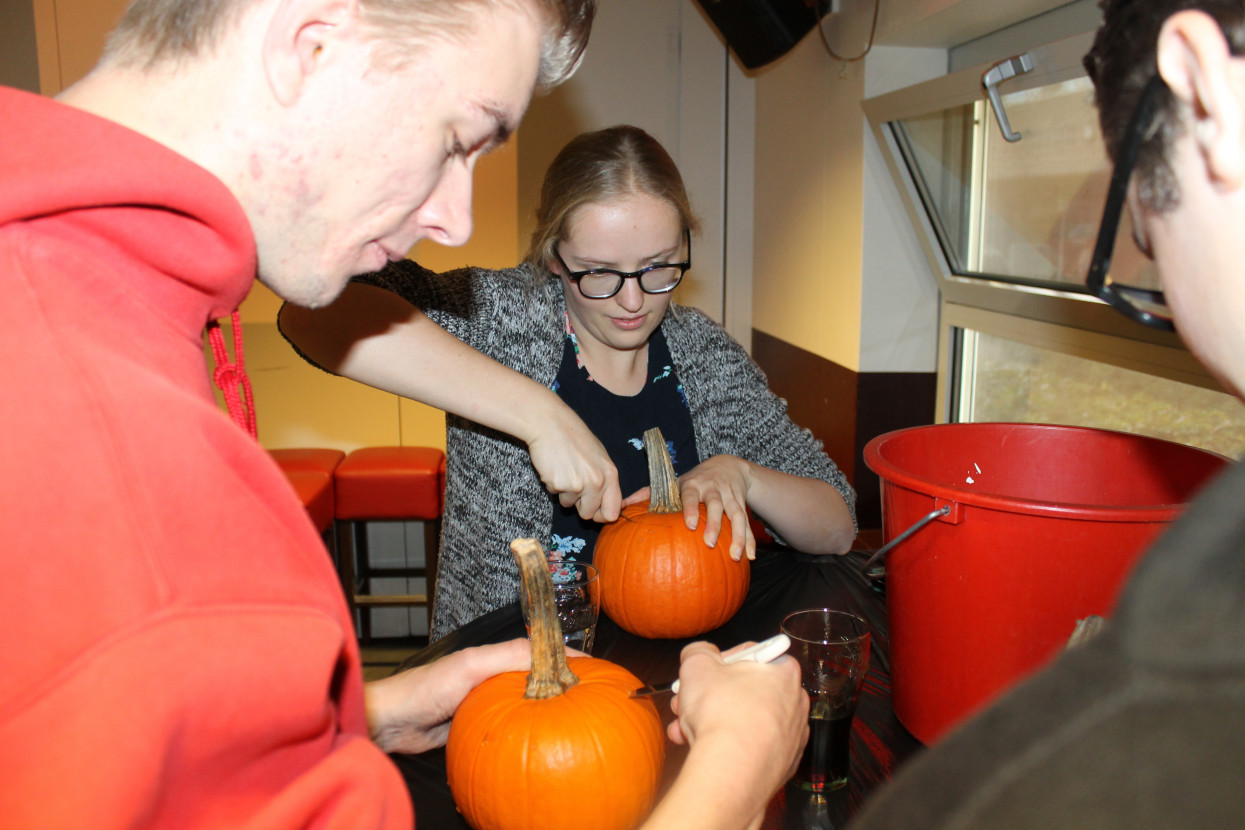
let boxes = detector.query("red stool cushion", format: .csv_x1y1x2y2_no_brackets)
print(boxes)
335,446,444,521
268,448,346,476
284,470,335,534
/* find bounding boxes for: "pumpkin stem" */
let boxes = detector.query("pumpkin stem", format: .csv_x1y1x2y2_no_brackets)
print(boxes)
643,427,682,514
511,538,580,699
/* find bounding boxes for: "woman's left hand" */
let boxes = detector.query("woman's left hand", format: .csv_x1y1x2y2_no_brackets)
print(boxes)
673,455,757,561
622,455,856,560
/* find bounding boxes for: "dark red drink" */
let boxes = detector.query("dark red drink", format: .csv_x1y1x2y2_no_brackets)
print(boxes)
781,609,870,793
795,696,853,792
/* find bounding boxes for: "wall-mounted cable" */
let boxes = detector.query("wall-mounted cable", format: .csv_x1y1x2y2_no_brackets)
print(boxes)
815,0,881,69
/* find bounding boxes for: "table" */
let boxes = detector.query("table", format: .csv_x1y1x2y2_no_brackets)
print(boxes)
388,548,923,829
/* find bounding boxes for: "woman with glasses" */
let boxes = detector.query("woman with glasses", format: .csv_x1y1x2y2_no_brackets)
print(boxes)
281,125,856,641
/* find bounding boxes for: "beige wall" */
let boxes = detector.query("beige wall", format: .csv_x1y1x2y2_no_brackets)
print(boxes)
753,33,866,373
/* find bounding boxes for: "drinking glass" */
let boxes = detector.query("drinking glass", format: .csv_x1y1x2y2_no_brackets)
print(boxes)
521,562,600,654
780,608,871,792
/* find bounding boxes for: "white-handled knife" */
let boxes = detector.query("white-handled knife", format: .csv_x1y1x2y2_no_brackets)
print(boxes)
630,633,792,697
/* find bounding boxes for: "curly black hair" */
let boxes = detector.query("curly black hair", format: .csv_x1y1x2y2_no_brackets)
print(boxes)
1084,0,1245,211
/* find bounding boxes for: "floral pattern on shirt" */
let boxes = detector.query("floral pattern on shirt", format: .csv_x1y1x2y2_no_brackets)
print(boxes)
653,364,688,408
563,311,595,382
549,561,582,584
549,533,586,565
627,437,679,466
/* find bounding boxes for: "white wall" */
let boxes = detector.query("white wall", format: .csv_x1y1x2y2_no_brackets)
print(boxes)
859,45,948,373
752,27,866,371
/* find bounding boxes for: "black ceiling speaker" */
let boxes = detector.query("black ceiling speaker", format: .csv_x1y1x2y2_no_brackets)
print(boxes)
694,0,822,70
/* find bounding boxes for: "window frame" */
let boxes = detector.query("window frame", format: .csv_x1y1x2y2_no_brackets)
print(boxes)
862,30,1222,422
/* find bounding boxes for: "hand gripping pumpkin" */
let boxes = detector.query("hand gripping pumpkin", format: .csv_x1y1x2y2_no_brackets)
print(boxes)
594,427,751,638
446,539,666,830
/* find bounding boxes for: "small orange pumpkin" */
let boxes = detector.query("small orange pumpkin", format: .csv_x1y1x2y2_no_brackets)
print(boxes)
446,539,666,830
594,427,751,638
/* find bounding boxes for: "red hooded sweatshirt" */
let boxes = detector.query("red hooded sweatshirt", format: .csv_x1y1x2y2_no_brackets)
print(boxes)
0,86,412,829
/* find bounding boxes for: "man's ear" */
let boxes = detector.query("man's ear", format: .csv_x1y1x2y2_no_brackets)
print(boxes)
1157,9,1245,190
262,0,356,106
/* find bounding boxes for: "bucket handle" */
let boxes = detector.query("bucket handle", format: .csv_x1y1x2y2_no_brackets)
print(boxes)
860,505,952,574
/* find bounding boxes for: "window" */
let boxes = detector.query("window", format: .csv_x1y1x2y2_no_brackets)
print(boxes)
865,31,1245,458
964,330,1245,458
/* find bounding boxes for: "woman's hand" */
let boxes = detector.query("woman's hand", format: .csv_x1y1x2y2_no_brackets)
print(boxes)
622,457,756,562
676,455,757,560
627,454,857,558
282,285,623,523
365,639,532,754
524,395,622,523
622,455,757,559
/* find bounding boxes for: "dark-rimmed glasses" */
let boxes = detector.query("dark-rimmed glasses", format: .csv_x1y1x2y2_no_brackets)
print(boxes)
1085,75,1176,332
554,229,691,299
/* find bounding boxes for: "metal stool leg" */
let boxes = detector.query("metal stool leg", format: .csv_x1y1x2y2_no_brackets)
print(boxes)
334,520,360,637
353,521,373,642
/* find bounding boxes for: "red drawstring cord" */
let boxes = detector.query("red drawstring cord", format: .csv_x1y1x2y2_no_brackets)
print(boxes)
206,310,258,439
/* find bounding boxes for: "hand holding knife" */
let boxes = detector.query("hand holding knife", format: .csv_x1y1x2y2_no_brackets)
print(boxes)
630,633,792,697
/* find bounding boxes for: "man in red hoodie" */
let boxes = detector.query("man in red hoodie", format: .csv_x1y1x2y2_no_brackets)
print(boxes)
0,1,809,828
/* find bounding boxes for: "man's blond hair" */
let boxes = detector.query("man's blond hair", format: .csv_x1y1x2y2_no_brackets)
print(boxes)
103,0,594,92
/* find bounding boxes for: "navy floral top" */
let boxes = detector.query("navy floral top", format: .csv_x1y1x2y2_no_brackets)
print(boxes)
548,315,699,565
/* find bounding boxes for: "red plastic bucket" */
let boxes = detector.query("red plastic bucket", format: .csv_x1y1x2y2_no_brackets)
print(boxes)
863,422,1227,745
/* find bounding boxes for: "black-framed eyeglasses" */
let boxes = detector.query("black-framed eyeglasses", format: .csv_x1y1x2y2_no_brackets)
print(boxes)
1085,75,1175,332
553,229,691,299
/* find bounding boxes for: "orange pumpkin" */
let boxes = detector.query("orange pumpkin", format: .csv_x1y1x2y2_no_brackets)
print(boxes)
594,428,751,638
446,539,666,830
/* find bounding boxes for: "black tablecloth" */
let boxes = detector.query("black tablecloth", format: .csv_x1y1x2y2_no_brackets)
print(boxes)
388,549,923,829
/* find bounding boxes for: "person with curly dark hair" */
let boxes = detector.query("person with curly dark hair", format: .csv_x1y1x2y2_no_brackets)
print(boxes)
849,1,1245,826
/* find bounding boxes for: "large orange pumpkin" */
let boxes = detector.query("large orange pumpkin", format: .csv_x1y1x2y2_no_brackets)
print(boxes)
446,539,666,830
594,428,751,638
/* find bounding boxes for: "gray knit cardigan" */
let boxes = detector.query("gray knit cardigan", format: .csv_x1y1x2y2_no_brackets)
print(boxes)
351,261,856,640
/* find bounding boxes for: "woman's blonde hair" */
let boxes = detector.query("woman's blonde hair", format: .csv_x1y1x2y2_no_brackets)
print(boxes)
525,125,699,277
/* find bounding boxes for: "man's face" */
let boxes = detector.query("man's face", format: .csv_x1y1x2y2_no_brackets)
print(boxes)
252,4,543,308
1136,147,1245,400
1114,10,1245,401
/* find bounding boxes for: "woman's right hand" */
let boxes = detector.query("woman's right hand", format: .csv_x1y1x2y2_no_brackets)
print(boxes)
525,394,622,523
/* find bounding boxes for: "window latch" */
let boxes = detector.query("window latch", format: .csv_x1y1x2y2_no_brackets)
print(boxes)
982,53,1035,142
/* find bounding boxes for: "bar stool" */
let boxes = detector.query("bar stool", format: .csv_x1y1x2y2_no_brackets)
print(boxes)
269,448,347,478
269,448,346,559
283,470,335,537
333,446,444,641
